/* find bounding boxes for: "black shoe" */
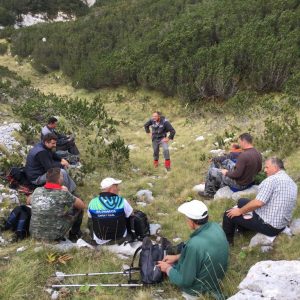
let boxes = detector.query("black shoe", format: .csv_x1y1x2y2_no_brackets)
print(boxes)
198,190,214,199
68,231,82,243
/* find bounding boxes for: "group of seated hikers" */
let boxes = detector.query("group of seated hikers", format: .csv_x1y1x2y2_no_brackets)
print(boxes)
2,125,298,299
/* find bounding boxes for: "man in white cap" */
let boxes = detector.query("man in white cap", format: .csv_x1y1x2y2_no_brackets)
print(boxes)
87,177,133,245
157,200,229,300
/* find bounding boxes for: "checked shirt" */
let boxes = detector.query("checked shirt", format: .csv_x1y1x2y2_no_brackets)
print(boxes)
255,170,297,229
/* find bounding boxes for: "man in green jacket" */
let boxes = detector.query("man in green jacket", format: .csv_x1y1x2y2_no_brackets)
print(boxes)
157,200,229,300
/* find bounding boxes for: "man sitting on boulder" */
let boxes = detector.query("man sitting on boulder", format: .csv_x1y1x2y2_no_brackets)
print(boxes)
87,177,133,245
30,167,85,242
199,133,262,198
222,157,297,245
41,117,80,156
25,133,76,193
157,200,229,300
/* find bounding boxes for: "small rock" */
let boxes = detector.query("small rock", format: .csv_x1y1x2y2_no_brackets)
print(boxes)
150,224,161,235
147,182,154,188
195,136,205,141
209,149,225,156
51,291,59,300
248,233,276,248
261,246,273,253
136,202,147,207
172,237,182,243
192,184,205,193
55,271,65,281
136,189,154,203
128,144,138,151
231,185,258,201
157,212,169,216
290,218,300,235
45,288,53,295
16,246,27,253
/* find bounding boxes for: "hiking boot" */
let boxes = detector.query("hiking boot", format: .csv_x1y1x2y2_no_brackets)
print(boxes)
164,159,171,171
198,190,214,199
154,160,159,168
68,231,82,243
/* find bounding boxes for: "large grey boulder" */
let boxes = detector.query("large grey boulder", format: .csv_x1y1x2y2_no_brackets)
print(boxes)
136,189,154,203
228,260,300,300
213,185,258,201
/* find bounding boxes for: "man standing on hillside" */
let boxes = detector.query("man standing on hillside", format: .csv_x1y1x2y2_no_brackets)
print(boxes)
223,157,297,244
144,111,176,171
199,133,262,198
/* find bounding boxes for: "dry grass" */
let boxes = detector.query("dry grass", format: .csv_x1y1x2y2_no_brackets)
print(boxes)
0,53,300,300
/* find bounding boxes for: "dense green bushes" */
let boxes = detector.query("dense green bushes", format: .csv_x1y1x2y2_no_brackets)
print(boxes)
9,0,300,102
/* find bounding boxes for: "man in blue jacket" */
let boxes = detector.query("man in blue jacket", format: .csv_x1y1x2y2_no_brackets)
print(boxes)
158,200,229,300
144,111,176,170
25,133,76,192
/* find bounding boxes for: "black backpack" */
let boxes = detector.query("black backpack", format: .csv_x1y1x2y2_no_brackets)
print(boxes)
129,236,171,284
130,210,150,241
4,205,32,240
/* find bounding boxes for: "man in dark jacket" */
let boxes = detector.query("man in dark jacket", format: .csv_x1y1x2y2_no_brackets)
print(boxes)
144,111,176,170
41,117,79,155
25,133,76,192
200,133,262,198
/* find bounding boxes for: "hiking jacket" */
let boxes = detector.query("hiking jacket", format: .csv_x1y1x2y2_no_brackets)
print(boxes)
41,126,68,146
25,142,62,182
88,192,127,241
144,117,176,141
168,222,229,299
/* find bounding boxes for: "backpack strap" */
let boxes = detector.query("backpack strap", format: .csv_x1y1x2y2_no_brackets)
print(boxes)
128,245,142,283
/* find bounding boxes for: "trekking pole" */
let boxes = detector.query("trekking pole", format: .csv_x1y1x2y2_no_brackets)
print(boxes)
54,269,140,278
52,283,143,288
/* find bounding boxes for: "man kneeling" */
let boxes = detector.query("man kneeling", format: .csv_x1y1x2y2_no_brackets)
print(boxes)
88,177,133,245
30,168,85,242
158,200,229,300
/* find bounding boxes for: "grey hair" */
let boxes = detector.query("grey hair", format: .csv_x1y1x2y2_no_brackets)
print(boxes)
267,157,285,170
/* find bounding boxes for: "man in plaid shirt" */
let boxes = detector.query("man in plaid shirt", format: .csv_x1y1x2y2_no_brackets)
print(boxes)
222,157,298,244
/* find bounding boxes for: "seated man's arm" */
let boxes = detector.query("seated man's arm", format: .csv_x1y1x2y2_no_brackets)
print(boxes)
225,156,246,179
168,246,198,288
226,199,264,218
73,197,86,210
36,151,62,170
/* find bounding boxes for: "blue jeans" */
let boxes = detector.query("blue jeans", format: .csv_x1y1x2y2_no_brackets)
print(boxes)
152,139,170,160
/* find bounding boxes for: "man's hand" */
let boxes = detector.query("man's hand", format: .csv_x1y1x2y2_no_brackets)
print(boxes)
162,137,169,143
157,261,172,273
226,207,242,218
221,169,228,176
61,159,69,167
148,132,152,138
61,185,69,192
162,254,180,265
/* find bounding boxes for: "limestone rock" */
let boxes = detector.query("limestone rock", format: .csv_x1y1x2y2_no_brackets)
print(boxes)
195,136,205,141
136,189,154,203
192,184,205,193
231,185,259,201
214,186,233,200
209,149,225,157
150,223,161,235
290,218,300,235
248,233,276,248
228,260,300,300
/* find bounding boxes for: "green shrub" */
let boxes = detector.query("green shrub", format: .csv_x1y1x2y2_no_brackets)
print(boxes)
0,42,8,55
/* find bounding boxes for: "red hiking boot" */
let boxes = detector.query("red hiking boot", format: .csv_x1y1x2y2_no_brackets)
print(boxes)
154,160,159,168
165,159,171,171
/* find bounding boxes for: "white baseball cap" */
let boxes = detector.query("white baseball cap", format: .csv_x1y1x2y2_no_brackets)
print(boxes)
100,177,122,189
178,200,208,220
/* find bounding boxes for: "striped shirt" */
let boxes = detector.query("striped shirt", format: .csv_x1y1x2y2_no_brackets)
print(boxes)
255,170,297,229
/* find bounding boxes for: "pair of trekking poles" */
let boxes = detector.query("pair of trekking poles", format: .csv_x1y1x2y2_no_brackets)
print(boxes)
51,269,143,289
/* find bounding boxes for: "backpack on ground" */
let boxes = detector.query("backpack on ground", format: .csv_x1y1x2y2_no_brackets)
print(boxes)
129,210,150,241
5,167,35,194
4,205,31,240
129,236,171,284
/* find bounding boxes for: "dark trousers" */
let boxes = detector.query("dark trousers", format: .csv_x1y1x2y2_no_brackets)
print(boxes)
152,139,170,160
68,209,83,237
222,198,284,244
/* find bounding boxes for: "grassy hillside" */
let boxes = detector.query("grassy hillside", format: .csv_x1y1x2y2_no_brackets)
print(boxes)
9,0,300,101
0,53,300,299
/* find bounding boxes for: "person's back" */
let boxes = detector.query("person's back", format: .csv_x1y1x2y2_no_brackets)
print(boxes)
170,222,229,297
226,147,262,186
30,186,75,240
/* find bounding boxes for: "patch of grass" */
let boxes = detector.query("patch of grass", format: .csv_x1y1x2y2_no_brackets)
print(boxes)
0,53,300,299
